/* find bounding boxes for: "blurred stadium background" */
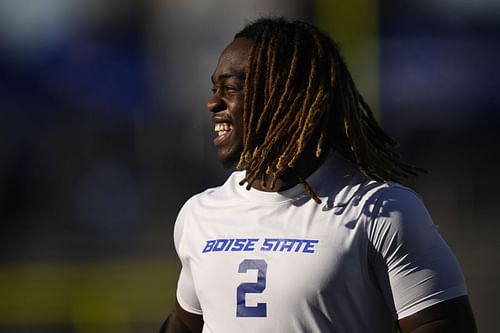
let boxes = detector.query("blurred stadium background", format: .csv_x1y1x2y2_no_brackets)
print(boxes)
0,0,498,332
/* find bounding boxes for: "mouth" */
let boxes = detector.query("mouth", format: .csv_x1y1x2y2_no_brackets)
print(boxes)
214,122,233,145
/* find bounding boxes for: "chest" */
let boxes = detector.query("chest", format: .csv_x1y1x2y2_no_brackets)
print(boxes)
184,202,372,320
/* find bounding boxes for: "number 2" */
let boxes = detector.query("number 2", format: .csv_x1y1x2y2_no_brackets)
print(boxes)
236,259,267,317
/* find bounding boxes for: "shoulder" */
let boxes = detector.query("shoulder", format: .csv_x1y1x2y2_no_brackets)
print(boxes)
173,170,244,246
364,184,448,270
183,170,247,208
367,185,431,226
363,184,433,236
311,153,408,212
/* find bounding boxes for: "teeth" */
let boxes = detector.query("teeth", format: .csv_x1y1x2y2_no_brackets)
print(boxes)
214,123,232,136
217,130,228,136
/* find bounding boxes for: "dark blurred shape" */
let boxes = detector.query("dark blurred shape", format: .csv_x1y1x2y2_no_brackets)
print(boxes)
380,2,500,332
0,1,150,263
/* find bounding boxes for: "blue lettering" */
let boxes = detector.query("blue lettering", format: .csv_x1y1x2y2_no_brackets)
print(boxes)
260,238,273,251
202,240,216,253
231,239,246,251
280,239,295,252
271,238,281,251
293,239,305,252
213,239,229,252
203,238,319,254
244,238,258,251
303,239,319,253
224,239,235,251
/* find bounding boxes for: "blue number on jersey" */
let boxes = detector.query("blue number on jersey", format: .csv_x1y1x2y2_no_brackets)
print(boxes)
236,259,267,317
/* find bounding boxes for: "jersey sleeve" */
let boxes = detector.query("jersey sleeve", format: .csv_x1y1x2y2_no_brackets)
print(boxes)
367,187,467,319
174,199,203,315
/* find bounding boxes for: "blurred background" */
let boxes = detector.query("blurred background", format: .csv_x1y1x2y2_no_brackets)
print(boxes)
0,0,498,332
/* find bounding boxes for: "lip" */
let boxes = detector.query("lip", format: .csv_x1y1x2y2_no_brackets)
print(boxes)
212,113,232,124
213,130,232,146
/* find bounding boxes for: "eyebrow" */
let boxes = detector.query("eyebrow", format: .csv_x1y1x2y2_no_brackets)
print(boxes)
211,72,244,84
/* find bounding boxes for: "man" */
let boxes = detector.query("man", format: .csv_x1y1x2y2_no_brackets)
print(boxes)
161,17,476,332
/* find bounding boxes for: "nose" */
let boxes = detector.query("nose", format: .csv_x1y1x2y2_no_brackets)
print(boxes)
207,93,226,113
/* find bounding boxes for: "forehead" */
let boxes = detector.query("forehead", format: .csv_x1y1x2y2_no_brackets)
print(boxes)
212,38,253,79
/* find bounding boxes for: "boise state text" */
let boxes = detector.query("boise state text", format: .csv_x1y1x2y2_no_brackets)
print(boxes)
202,238,319,254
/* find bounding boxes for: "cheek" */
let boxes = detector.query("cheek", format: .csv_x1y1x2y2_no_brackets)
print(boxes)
234,115,244,142
229,100,245,129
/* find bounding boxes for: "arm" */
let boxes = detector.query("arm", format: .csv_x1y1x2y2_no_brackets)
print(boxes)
398,295,476,333
167,200,204,332
368,188,476,332
159,300,204,333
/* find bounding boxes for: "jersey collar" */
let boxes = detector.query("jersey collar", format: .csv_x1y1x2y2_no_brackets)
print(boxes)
233,152,377,207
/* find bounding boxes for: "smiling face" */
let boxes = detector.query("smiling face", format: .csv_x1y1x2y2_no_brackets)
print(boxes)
207,37,253,168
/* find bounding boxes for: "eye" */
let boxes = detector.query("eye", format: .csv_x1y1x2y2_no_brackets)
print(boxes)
210,84,242,96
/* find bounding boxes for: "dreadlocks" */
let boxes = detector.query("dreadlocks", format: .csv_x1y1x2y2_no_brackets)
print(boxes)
234,17,423,203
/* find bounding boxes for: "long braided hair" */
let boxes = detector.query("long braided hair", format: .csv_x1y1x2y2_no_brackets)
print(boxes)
234,17,422,203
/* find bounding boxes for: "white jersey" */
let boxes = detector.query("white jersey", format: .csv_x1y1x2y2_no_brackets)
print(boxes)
174,153,467,333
